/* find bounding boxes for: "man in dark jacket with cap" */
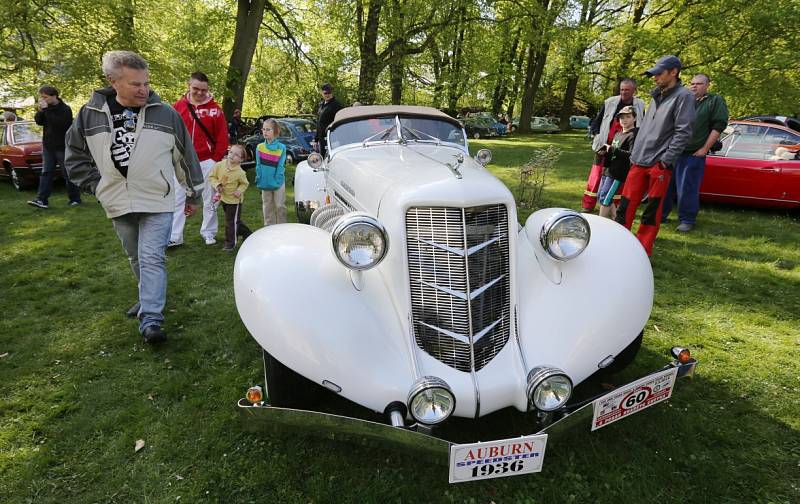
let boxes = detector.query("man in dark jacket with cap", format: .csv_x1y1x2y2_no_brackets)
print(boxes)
315,83,343,157
615,55,695,257
27,86,81,208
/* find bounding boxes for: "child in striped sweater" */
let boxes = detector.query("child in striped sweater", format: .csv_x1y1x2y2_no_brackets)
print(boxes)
255,118,287,225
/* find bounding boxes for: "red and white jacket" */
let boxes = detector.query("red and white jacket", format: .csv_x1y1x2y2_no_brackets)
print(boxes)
173,95,229,162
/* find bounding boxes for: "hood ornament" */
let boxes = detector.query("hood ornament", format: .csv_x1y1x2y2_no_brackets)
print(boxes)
447,152,465,179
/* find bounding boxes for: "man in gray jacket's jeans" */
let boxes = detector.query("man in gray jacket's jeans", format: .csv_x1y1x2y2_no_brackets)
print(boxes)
615,55,695,257
66,51,205,344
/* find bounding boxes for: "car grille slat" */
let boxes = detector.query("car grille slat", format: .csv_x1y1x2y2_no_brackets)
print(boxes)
406,205,511,372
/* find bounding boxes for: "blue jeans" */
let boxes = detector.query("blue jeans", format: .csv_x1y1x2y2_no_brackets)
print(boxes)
662,154,706,225
37,147,82,204
111,212,172,333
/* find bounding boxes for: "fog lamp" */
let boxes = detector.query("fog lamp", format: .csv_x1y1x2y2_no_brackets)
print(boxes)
526,366,572,412
308,152,324,169
407,376,455,425
475,148,492,166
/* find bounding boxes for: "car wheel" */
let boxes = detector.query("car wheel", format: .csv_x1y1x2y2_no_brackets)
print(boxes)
473,132,481,139
263,350,324,408
605,330,644,374
10,168,28,191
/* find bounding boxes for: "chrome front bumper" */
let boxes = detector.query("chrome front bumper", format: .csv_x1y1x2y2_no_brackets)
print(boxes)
237,358,697,462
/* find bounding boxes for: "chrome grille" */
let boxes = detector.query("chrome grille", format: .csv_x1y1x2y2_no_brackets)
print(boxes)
406,205,511,372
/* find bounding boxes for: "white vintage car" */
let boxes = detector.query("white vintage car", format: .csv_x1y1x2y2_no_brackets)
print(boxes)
234,105,696,482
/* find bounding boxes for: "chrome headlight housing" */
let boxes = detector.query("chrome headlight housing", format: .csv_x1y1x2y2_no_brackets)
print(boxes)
407,376,456,425
331,213,388,270
539,210,590,260
526,366,573,412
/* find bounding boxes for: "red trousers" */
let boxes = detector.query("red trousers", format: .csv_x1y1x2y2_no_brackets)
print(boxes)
614,163,672,256
581,162,603,211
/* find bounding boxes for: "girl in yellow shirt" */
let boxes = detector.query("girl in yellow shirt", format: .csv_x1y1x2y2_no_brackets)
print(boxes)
208,144,252,251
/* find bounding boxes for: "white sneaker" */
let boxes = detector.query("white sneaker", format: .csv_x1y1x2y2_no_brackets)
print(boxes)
204,237,217,245
167,239,184,248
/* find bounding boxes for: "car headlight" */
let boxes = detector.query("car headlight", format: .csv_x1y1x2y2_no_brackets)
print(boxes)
407,376,456,425
331,213,388,270
539,210,590,260
526,366,572,412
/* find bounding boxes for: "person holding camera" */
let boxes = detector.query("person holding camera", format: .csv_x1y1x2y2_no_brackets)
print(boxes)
27,86,81,209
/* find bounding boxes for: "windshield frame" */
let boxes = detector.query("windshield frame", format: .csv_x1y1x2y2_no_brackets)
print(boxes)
327,114,468,157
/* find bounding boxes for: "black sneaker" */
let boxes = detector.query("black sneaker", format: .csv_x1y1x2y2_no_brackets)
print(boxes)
125,302,140,319
27,199,48,209
142,325,167,344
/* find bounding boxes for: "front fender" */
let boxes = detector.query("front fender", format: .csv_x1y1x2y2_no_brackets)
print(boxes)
234,224,415,413
293,161,327,223
517,210,653,385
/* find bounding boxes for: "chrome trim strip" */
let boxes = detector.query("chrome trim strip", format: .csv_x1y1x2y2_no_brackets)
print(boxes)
700,191,800,204
460,208,481,418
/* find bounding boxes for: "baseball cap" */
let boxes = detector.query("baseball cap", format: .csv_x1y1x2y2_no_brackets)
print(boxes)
644,55,682,76
320,83,333,92
617,105,636,117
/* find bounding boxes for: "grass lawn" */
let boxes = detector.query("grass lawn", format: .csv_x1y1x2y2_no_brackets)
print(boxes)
1,132,798,503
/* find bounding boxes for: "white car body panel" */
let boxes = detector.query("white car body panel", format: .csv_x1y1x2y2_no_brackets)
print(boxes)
235,108,654,420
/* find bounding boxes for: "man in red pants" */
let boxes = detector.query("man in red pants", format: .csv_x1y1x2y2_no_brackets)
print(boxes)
582,79,645,211
615,55,695,256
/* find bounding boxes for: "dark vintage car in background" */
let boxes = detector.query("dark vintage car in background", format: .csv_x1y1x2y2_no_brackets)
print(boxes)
702,120,800,209
462,117,497,139
0,121,58,191
569,115,591,130
240,117,316,169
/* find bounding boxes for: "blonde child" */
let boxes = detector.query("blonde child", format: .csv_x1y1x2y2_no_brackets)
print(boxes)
255,118,287,225
208,144,252,251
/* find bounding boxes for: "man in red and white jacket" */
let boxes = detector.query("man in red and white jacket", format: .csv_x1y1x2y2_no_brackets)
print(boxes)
169,71,229,246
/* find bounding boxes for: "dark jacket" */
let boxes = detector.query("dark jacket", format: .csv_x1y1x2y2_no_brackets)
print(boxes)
315,97,343,143
630,81,695,167
34,99,73,150
603,127,638,181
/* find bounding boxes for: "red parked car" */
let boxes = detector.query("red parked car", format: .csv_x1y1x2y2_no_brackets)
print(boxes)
702,120,800,209
0,120,61,191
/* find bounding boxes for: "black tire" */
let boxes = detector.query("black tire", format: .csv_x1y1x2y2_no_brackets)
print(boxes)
605,330,644,374
10,168,30,191
264,350,324,409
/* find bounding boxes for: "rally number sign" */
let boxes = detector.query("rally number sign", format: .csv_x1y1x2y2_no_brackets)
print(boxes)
591,367,678,431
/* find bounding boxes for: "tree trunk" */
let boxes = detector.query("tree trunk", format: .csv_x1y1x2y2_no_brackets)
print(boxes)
490,24,516,116
506,39,527,119
388,0,403,104
357,0,385,104
616,0,647,89
116,0,137,51
446,6,467,112
558,0,593,130
222,0,266,119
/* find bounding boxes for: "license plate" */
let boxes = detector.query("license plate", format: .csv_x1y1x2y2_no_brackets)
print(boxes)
448,434,548,483
591,367,678,431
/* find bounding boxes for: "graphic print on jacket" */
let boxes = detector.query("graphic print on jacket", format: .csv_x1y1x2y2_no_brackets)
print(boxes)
107,97,140,177
255,141,286,190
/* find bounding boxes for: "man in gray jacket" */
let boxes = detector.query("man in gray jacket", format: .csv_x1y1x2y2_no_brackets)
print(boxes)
615,55,695,257
66,51,205,343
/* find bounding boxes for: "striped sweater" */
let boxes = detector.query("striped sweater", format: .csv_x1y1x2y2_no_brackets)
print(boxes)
255,140,286,190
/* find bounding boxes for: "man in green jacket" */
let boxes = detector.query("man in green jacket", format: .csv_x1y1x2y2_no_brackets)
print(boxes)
662,73,729,232
66,50,205,344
